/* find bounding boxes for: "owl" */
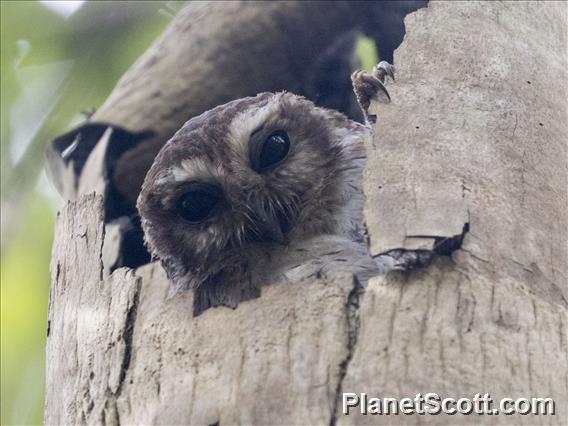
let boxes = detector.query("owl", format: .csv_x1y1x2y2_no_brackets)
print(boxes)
137,62,425,315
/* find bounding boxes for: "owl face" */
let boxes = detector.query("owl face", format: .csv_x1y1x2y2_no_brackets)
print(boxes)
137,92,363,290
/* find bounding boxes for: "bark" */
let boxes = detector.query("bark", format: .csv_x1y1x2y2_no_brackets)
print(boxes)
46,1,567,425
47,194,358,424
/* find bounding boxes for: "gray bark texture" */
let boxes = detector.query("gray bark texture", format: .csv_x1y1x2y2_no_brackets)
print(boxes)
46,1,567,425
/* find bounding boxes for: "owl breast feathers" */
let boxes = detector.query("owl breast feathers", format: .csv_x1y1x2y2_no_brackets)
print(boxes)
137,91,377,315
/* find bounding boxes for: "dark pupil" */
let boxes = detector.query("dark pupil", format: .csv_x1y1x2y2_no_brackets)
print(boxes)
177,191,219,222
259,130,290,172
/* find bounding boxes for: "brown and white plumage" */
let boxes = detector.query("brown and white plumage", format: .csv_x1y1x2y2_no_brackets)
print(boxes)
137,90,379,314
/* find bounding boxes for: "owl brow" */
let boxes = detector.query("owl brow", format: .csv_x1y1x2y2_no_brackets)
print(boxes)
250,125,264,138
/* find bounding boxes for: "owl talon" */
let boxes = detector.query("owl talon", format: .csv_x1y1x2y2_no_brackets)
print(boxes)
351,62,395,124
372,61,395,83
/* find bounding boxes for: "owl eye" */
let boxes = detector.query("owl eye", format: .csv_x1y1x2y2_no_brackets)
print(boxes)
176,184,221,223
256,130,290,173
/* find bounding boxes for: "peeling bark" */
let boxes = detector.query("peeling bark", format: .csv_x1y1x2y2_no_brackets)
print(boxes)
46,1,567,425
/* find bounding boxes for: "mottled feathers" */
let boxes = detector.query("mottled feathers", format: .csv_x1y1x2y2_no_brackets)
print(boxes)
137,90,381,314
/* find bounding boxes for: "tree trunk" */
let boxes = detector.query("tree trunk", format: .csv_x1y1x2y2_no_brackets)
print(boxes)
45,1,567,425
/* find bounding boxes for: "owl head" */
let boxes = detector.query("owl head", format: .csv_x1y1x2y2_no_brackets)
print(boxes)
137,92,365,291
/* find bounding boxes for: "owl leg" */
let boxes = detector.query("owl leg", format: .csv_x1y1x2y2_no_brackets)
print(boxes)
372,61,395,84
351,61,395,124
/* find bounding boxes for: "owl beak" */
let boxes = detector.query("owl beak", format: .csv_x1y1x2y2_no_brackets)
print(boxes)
257,216,286,244
247,200,289,244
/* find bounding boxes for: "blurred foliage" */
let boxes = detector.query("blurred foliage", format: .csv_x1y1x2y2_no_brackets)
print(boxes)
1,1,175,424
356,35,379,73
